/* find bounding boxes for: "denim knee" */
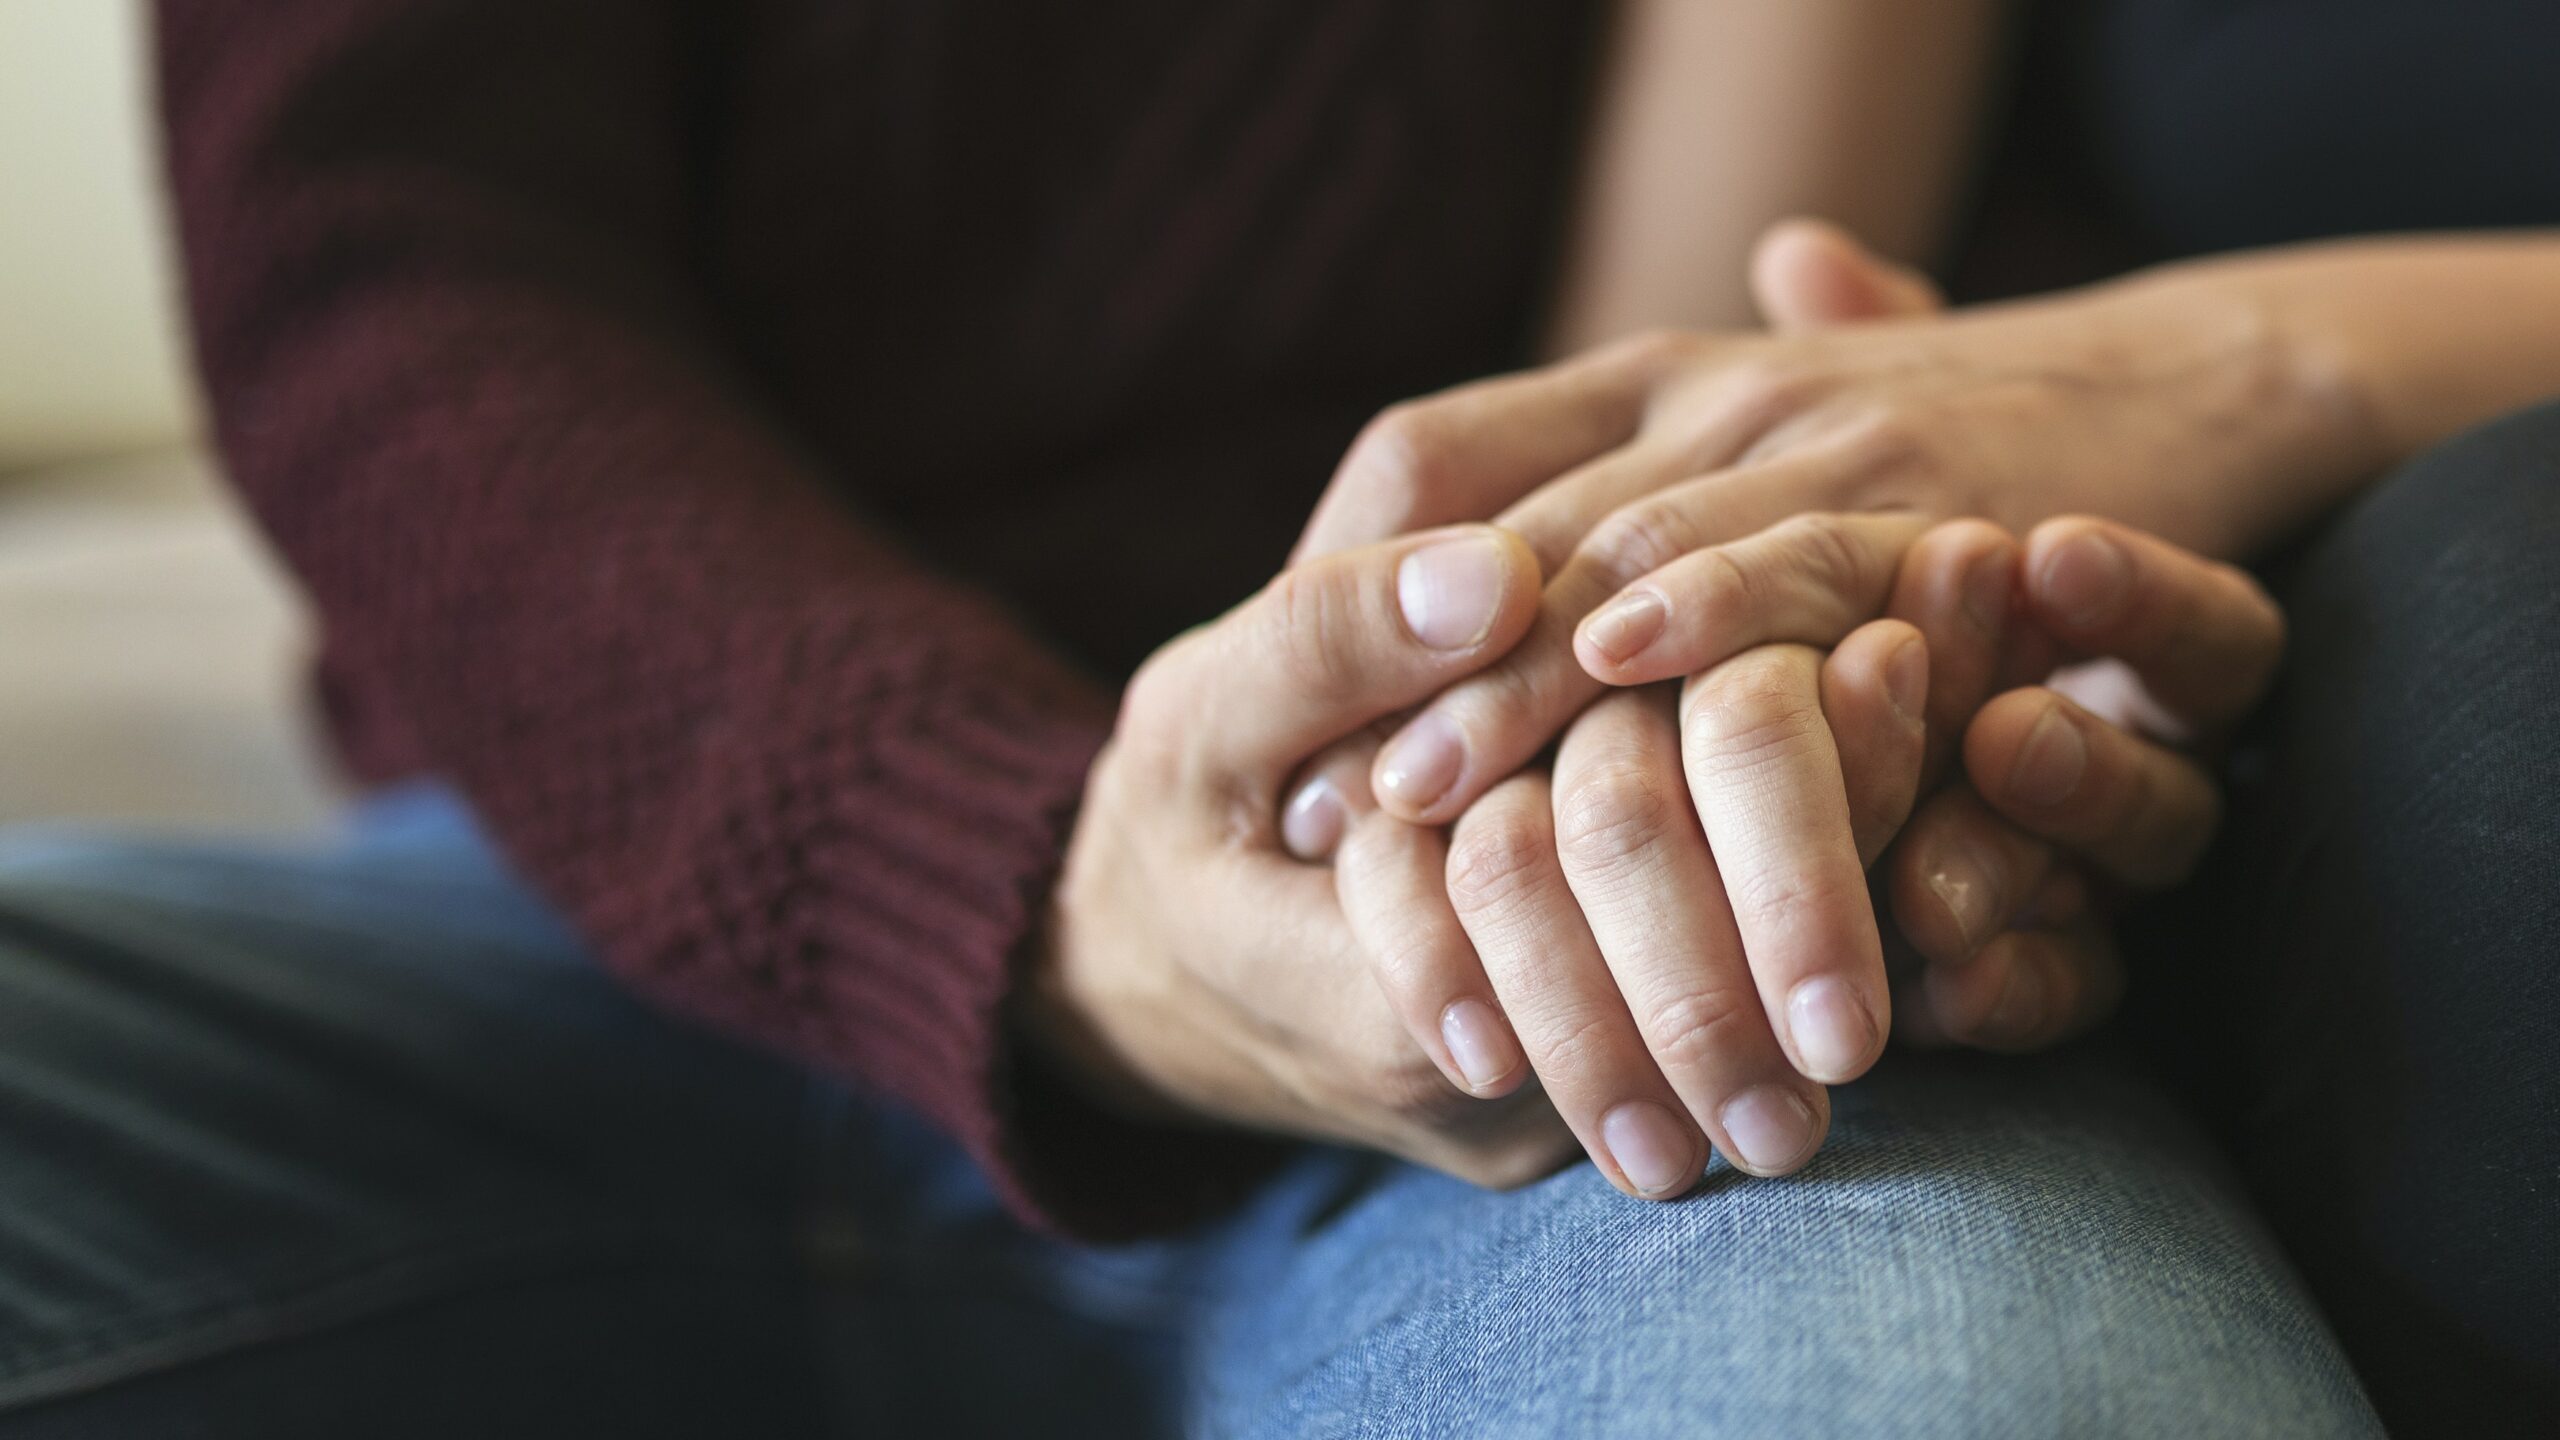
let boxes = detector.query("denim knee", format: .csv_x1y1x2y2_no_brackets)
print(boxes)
1195,1055,2380,1439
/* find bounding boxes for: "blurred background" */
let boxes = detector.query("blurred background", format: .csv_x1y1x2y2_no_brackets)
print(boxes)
0,0,337,833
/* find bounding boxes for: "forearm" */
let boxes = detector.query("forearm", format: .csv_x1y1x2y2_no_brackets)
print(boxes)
1544,0,2005,355
2124,232,2560,545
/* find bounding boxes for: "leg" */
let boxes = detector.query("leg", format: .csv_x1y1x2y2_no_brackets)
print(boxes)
2160,399,2560,1436
0,790,831,1437
1183,1049,2379,1439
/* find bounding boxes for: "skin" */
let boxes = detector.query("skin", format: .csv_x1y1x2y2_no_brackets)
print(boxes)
1032,3,2560,1198
1282,217,2560,1194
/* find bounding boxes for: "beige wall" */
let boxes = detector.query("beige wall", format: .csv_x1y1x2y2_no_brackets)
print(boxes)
0,0,199,473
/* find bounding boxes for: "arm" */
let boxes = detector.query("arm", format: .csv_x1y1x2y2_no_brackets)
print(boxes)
2148,233,2560,536
1543,0,2006,353
155,0,1178,1235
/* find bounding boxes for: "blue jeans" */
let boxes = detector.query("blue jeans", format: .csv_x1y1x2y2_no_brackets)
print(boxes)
0,787,2375,1437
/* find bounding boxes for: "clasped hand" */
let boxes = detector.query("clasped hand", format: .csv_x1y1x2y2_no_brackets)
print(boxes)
1027,225,2292,1200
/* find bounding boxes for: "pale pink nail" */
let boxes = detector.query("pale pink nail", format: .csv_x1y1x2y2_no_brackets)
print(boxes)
1377,712,1465,812
1718,1086,1819,1173
1440,998,1522,1093
1397,534,1508,650
1602,1101,1698,1198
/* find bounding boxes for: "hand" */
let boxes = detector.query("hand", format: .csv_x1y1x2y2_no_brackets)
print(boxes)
1293,225,2353,834
1885,517,2286,1050
1284,513,2028,1196
1020,525,1578,1186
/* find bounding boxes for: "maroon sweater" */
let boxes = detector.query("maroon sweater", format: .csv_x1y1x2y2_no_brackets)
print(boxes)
156,0,1595,1237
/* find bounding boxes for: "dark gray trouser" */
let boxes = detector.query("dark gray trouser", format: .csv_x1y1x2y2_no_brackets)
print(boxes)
2133,395,2560,1435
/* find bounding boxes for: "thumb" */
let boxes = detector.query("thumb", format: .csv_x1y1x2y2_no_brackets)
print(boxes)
1749,218,1944,334
1137,525,1543,789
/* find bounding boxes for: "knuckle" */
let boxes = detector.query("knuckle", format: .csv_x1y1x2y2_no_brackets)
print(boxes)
1117,646,1195,769
1725,863,1872,949
1685,665,1825,765
1446,808,1555,914
1533,1005,1626,1084
1263,569,1366,705
1832,412,1958,511
1555,761,1683,870
1642,986,1761,1077
1720,358,1828,434
1777,512,1881,601
1343,403,1448,520
1581,501,1703,587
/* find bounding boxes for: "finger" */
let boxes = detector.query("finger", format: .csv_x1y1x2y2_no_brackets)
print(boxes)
1280,730,1387,861
1820,619,1929,869
1143,525,1541,796
1963,687,2224,888
1337,809,1528,1098
1920,921,2125,1053
1552,689,1829,1176
1881,519,2020,787
1888,785,2061,969
1447,773,1707,1200
1750,217,1945,333
2020,517,2285,731
1369,453,1853,825
1575,510,1932,685
1680,645,1889,1084
1292,336,1675,562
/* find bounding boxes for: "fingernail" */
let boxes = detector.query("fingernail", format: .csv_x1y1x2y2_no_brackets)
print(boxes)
1377,711,1465,812
1439,998,1522,1093
1964,550,2012,638
1602,1101,1699,1198
2040,531,2131,630
1581,590,1667,667
2006,705,2088,808
1398,533,1509,650
1718,1085,1819,1173
1883,636,1927,731
1926,846,1997,952
1281,775,1346,859
1786,975,1881,1081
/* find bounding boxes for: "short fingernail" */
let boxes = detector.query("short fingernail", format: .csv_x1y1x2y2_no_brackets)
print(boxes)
1439,998,1522,1093
1926,846,1998,952
1601,1101,1699,1198
1398,533,1510,650
1280,775,1347,859
1786,975,1881,1081
1964,550,2013,638
1377,712,1465,811
2040,530,2132,630
1580,590,1667,667
2006,705,2089,808
1884,636,1927,731
1718,1085,1819,1174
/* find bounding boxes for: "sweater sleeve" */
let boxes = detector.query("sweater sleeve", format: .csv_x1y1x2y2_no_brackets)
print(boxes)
154,0,1276,1239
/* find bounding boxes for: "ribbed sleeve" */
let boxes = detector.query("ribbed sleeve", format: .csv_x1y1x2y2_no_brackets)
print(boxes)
154,0,1271,1238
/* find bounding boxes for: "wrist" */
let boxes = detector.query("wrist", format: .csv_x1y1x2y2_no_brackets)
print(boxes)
2092,260,2393,554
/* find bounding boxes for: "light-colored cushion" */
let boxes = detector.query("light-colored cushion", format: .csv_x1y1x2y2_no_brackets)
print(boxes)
0,0,198,473
0,447,338,832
